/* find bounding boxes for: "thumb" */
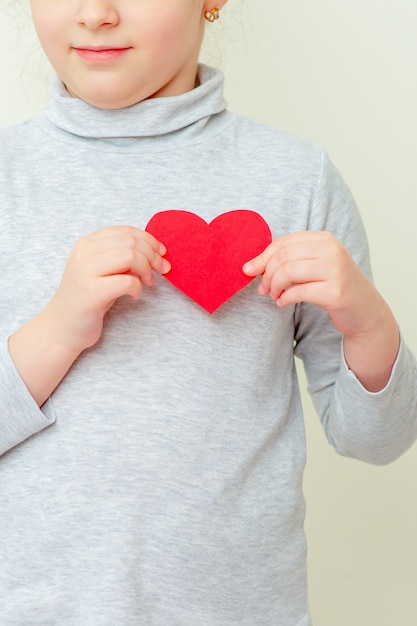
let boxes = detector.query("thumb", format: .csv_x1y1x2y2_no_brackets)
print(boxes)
242,249,270,277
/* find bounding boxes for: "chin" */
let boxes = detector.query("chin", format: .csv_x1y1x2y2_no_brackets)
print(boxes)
65,79,149,109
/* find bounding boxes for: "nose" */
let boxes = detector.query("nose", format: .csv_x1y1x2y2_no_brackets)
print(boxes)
77,0,119,30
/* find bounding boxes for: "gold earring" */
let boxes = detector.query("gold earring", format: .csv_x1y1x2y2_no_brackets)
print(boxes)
204,8,220,23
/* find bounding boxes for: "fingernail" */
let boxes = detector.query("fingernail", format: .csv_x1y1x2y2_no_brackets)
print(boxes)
242,262,254,274
161,259,171,274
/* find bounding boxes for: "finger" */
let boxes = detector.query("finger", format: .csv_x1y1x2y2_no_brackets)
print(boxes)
257,240,320,295
85,226,167,257
242,232,320,277
273,230,333,248
275,282,322,308
262,257,326,298
242,241,281,277
92,247,170,287
98,273,144,303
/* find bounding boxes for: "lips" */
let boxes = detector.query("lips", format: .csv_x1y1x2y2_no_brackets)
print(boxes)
72,46,131,61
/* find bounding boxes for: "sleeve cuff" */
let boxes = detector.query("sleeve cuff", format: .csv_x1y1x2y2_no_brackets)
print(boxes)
0,338,56,455
341,330,404,397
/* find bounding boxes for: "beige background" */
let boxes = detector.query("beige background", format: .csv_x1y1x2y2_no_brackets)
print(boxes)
1,1,417,624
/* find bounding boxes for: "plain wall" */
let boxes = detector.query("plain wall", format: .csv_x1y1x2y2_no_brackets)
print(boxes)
1,1,417,624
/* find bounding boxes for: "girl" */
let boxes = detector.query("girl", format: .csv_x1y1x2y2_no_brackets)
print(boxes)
1,0,416,624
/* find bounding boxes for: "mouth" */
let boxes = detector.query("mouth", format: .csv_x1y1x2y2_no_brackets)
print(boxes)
72,46,132,61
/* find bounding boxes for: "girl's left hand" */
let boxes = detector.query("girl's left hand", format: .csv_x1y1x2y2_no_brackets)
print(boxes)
243,230,400,392
242,230,384,339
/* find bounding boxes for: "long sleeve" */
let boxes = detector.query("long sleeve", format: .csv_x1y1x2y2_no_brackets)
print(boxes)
294,150,417,464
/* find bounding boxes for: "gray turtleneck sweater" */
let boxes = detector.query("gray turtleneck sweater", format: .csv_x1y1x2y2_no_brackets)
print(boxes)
1,65,417,625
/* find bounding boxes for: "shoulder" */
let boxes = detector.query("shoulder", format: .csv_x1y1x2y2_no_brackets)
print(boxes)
222,111,324,175
225,112,321,155
0,119,32,139
0,118,48,169
214,111,329,199
0,117,43,147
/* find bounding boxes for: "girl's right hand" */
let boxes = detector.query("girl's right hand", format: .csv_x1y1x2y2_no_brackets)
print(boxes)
45,225,171,353
8,226,170,408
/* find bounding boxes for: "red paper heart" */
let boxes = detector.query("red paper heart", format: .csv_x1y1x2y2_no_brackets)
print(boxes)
145,210,272,313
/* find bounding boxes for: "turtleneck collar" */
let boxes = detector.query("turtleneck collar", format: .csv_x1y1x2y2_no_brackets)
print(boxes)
42,64,228,146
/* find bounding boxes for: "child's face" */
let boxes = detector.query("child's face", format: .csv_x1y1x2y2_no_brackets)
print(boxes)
30,0,211,109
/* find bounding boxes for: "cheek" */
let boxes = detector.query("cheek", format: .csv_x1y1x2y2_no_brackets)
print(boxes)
31,13,65,58
138,6,201,53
